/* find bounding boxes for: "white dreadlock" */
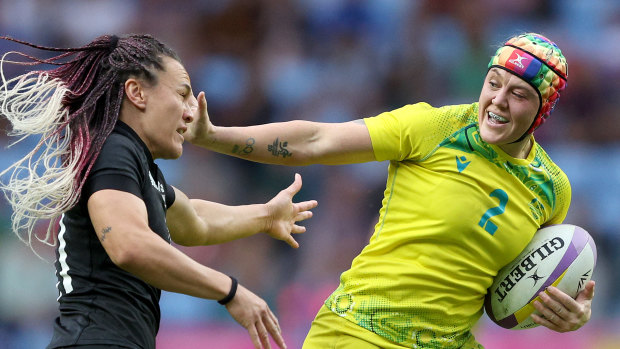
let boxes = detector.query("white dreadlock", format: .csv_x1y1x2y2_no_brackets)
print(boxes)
0,52,80,253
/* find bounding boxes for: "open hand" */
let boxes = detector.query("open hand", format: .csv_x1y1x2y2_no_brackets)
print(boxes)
264,173,318,248
226,284,287,349
185,91,214,147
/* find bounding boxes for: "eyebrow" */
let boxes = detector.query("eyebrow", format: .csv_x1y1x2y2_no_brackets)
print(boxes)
180,83,192,94
489,68,536,95
488,68,504,78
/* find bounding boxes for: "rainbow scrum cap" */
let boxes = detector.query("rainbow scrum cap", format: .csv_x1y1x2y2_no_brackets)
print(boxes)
488,33,568,134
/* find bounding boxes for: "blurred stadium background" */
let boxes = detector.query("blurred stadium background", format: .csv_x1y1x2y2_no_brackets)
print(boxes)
1,1,619,348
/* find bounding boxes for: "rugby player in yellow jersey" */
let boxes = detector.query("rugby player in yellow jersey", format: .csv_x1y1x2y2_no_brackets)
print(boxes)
187,33,595,348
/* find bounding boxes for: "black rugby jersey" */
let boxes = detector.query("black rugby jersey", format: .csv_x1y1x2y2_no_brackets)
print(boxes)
48,121,176,349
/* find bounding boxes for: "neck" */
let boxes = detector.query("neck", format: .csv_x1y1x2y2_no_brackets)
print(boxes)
498,136,533,159
118,112,156,158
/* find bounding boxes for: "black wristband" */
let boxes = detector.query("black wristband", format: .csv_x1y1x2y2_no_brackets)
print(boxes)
218,276,238,305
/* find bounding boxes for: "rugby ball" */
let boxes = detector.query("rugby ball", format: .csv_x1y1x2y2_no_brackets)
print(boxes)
484,224,597,330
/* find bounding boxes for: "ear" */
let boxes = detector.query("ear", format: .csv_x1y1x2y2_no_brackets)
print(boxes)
124,78,147,110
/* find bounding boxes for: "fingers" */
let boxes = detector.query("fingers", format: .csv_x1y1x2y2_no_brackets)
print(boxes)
295,200,319,212
264,309,286,349
230,286,286,349
539,290,569,319
194,92,209,127
268,308,281,334
284,173,303,196
576,280,596,302
532,294,565,331
294,208,314,222
532,286,590,332
530,309,559,330
284,234,299,249
197,91,207,111
248,324,263,349
543,286,573,314
255,320,272,349
192,91,205,121
248,310,287,349
291,224,307,234
547,285,591,315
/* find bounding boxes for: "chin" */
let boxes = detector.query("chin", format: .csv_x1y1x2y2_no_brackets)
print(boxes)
480,128,509,145
156,147,183,160
479,126,497,144
168,149,183,159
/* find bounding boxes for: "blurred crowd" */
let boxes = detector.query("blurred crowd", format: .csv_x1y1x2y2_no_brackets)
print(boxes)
1,0,619,348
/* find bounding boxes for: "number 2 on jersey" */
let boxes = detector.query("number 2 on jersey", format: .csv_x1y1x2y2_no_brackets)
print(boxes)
478,189,508,235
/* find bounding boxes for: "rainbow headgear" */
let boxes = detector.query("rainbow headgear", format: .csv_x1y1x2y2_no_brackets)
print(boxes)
488,33,568,134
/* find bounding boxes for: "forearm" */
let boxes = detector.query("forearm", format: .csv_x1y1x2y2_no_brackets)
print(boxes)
190,200,271,245
201,121,321,166
117,231,232,301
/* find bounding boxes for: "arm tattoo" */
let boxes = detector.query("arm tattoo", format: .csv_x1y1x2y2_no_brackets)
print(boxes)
231,137,255,156
267,137,292,158
100,226,112,242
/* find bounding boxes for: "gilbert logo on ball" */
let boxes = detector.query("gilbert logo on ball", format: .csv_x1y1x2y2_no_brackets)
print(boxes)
485,224,597,330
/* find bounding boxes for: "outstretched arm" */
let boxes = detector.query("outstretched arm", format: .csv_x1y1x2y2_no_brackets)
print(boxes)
88,189,291,349
186,91,376,166
166,173,317,248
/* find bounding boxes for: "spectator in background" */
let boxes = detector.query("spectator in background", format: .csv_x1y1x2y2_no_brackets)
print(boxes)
0,34,317,349
186,32,595,348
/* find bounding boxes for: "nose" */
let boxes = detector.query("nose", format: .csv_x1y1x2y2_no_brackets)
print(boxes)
491,89,508,109
183,101,195,123
183,110,194,123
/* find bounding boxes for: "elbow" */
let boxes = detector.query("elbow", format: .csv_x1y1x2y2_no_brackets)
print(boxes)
286,143,321,166
107,244,144,270
278,120,322,166
169,219,211,246
109,249,135,270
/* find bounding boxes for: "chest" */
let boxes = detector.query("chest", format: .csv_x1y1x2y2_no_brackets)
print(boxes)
385,148,553,269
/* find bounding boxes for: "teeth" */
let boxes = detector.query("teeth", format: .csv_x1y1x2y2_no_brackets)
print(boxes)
178,129,185,135
489,112,508,122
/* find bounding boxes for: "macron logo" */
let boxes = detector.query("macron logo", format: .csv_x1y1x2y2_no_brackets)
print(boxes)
456,156,471,173
508,53,528,69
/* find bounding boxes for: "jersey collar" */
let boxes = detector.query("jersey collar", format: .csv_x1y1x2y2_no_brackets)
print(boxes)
114,120,155,164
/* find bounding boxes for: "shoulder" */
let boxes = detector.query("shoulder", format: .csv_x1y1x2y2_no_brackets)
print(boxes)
102,132,144,157
364,102,479,161
535,143,569,182
88,130,149,185
370,102,478,125
534,143,572,220
366,102,479,141
397,101,478,115
96,132,147,168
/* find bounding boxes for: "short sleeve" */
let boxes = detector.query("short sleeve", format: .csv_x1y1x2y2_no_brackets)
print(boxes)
164,184,175,208
82,134,144,201
364,102,478,162
547,169,572,225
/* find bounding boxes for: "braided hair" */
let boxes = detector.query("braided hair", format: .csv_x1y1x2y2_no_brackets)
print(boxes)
0,34,180,253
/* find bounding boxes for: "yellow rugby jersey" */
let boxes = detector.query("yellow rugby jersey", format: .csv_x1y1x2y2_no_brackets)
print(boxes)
323,102,571,348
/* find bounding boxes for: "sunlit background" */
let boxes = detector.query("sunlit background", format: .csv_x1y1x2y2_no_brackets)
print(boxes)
1,1,619,348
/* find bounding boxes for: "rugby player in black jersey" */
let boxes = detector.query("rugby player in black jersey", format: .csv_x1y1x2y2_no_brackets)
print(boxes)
0,34,317,349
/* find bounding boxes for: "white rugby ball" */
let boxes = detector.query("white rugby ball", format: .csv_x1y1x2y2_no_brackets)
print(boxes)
485,224,597,330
